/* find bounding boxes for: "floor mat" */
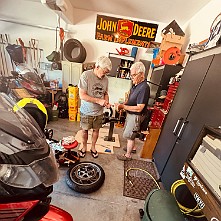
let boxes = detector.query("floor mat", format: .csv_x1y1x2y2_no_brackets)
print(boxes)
123,159,160,200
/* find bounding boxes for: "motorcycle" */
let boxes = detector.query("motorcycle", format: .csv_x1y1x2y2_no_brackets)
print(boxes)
0,66,51,131
0,72,48,131
14,63,49,103
0,92,73,221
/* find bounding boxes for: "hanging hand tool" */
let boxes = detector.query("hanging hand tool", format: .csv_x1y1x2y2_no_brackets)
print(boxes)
59,27,65,60
31,38,38,69
0,34,8,75
29,40,34,68
18,38,27,62
5,34,15,71
35,39,39,70
0,34,6,76
38,48,42,68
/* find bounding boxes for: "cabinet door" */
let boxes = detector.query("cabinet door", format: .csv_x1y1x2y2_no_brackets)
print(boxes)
161,65,182,91
149,66,164,103
148,65,182,106
71,62,83,86
140,59,151,79
153,55,214,179
109,57,120,77
160,54,221,190
62,61,72,92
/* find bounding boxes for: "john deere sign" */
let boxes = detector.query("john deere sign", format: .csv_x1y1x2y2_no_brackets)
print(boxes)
95,14,158,48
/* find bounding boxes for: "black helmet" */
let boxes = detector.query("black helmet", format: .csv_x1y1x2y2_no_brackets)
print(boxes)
0,93,59,203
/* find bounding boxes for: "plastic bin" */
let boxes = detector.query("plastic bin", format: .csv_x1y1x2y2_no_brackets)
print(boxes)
141,189,185,221
51,110,59,121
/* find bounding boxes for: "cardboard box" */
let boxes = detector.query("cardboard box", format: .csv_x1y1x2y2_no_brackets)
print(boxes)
160,33,185,51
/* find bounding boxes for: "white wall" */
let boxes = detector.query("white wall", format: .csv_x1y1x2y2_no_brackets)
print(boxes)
0,5,167,65
183,0,221,50
68,8,167,63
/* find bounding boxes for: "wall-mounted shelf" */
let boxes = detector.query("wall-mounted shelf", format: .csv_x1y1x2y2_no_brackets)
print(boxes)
108,53,135,80
182,125,221,221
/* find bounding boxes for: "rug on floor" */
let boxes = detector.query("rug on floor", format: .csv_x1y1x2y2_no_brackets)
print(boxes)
123,159,160,200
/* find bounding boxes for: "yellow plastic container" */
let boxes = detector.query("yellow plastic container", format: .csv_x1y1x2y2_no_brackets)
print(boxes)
77,112,81,121
69,112,77,121
69,106,78,112
68,86,79,99
68,98,78,107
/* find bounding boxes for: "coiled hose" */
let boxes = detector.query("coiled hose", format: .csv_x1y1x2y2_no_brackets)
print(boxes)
125,167,160,189
171,179,205,218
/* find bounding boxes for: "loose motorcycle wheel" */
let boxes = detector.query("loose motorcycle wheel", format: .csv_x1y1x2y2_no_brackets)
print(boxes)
66,161,105,193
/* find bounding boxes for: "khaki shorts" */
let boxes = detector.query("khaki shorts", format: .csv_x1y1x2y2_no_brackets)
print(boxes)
80,113,103,130
123,113,142,140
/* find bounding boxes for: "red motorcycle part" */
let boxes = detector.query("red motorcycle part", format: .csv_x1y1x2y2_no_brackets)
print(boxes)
163,47,181,65
0,200,73,221
0,200,39,221
40,205,73,221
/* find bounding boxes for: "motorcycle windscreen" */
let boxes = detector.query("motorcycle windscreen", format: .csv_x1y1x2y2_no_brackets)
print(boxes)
0,93,59,188
16,64,47,94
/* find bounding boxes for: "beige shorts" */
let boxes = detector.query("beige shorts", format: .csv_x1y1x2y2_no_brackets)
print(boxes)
80,113,103,130
123,113,142,140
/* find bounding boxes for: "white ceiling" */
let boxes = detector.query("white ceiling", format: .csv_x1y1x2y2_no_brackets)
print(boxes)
69,0,212,25
0,0,212,27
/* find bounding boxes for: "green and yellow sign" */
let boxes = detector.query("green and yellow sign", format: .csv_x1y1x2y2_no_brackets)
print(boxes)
95,14,158,48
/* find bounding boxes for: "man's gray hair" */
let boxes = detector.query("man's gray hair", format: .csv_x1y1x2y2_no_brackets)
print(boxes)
95,56,112,71
130,61,145,74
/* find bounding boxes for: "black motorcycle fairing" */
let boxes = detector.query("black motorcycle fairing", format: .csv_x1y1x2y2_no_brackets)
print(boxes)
0,93,59,191
0,183,53,203
0,118,34,144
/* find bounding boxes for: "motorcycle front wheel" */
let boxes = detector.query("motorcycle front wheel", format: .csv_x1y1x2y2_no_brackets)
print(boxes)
66,161,105,193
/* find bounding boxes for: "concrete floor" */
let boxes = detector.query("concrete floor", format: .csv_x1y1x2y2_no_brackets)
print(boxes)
46,119,204,221
47,118,149,221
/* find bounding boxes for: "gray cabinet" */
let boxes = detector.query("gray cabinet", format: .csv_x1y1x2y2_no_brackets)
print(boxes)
153,46,221,191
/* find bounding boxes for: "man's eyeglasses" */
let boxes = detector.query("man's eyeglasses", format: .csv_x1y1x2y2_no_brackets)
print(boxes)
100,67,109,75
130,73,139,78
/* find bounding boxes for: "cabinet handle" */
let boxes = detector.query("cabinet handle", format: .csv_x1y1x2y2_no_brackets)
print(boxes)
177,120,189,139
173,118,183,135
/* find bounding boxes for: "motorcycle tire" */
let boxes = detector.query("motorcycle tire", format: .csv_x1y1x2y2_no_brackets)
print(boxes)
63,39,86,63
66,161,105,193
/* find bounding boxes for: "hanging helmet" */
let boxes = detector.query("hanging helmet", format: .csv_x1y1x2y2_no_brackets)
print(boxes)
0,93,59,203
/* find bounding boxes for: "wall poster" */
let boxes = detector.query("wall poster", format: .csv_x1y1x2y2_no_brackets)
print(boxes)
95,14,158,48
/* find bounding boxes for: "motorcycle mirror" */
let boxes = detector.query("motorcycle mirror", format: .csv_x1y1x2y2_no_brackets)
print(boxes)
41,73,46,80
11,71,19,77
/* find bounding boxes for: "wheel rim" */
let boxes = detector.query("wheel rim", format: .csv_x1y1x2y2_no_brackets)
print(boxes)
70,162,102,186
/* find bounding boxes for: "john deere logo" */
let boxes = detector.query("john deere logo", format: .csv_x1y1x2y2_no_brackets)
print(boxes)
117,20,134,38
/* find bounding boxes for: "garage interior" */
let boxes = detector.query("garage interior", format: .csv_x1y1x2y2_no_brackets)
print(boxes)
0,0,221,221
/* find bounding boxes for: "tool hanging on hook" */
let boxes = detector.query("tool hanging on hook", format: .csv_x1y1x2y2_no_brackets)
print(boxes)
59,27,64,60
3,34,14,73
29,40,33,68
31,38,39,69
0,34,6,76
57,15,65,61
18,38,27,62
